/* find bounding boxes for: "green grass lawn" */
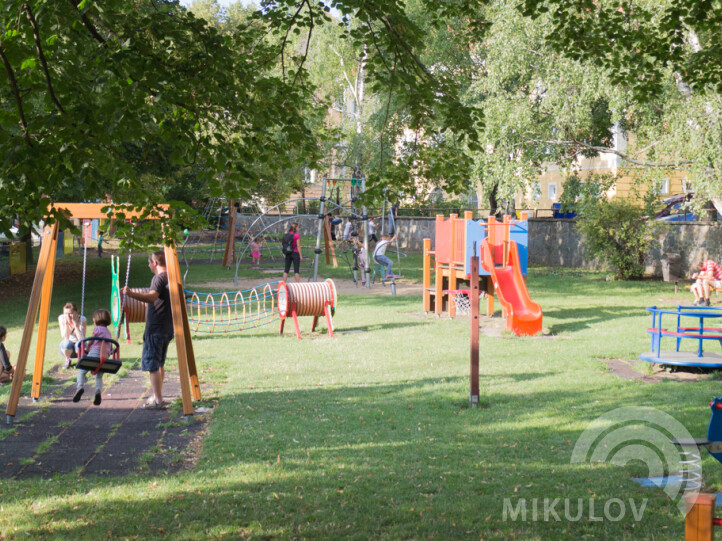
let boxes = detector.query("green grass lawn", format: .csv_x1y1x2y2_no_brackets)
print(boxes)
0,254,720,539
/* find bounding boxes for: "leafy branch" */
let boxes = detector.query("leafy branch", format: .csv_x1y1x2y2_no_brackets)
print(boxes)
24,3,65,114
0,42,32,146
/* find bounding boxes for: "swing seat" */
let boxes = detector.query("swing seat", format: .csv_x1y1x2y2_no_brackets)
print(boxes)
76,337,122,374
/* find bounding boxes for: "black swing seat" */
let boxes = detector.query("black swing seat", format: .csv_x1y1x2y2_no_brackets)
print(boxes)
76,337,122,374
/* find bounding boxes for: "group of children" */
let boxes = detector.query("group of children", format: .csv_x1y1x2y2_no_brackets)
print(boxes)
58,302,114,405
690,258,722,306
340,217,398,284
1,304,112,406
247,216,399,280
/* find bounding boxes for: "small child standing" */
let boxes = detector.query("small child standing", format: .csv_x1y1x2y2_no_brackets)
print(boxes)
97,231,104,258
0,325,14,384
250,236,263,268
354,238,367,286
73,309,112,406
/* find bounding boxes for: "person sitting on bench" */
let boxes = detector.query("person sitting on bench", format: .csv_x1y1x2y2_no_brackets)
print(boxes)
691,258,722,306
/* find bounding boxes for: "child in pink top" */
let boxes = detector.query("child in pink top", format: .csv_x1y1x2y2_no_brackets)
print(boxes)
73,309,112,406
250,237,263,268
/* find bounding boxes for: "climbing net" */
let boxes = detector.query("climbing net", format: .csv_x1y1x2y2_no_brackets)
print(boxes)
185,281,281,333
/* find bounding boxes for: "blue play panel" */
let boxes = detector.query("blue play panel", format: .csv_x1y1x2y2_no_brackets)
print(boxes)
632,477,722,506
631,475,685,488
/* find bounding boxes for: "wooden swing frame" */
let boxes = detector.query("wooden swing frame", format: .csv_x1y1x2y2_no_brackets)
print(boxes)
5,203,201,424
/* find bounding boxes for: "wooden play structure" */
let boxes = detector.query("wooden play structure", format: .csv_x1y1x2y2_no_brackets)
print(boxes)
423,211,542,336
5,203,201,424
277,279,337,339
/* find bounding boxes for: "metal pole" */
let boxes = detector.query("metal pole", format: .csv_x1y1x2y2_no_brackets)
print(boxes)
381,190,387,236
470,242,480,407
313,174,328,282
361,175,370,287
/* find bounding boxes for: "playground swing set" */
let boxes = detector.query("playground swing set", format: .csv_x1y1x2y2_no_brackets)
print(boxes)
423,211,543,337
5,203,201,425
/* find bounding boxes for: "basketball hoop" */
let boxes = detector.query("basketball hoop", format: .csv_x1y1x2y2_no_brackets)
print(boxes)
446,289,471,316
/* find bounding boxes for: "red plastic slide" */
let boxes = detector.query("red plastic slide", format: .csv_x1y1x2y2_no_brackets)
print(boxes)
480,240,543,336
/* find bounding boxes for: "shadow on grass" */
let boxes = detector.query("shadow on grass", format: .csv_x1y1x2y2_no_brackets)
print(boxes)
5,376,711,540
544,306,643,333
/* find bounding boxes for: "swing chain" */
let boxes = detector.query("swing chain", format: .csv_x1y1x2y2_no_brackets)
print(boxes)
119,224,135,322
80,220,89,319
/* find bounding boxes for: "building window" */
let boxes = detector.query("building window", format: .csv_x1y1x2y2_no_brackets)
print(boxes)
548,183,557,201
660,177,669,195
532,182,542,201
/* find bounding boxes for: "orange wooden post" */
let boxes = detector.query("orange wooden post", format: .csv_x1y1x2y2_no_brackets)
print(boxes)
31,226,59,401
423,238,431,313
685,493,716,541
503,215,511,267
448,214,458,318
434,215,445,316
486,276,495,316
165,244,201,415
435,259,444,316
486,217,497,316
6,224,58,422
487,216,496,263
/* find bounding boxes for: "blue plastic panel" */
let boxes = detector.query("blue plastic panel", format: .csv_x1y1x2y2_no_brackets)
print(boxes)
510,220,528,277
464,220,488,277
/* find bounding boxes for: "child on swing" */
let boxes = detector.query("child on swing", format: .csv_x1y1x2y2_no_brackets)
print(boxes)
73,309,112,406
250,236,263,268
0,325,14,384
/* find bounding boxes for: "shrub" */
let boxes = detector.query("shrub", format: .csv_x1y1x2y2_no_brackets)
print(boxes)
576,198,652,280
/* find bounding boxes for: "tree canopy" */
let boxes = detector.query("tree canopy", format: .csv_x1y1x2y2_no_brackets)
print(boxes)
4,0,722,245
0,0,320,244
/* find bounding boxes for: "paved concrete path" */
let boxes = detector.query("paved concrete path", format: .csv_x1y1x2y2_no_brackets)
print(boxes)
1,364,208,478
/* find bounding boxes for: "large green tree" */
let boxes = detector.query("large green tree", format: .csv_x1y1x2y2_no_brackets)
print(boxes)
0,0,319,245
450,0,620,214
520,0,722,210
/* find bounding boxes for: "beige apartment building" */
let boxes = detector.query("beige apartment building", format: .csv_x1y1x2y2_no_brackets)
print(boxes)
510,127,689,215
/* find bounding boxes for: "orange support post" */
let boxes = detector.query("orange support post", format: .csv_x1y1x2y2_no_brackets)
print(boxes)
423,239,432,313
448,214,458,318
435,259,444,316
503,215,511,267
6,224,59,420
31,226,59,400
685,493,716,541
165,244,201,413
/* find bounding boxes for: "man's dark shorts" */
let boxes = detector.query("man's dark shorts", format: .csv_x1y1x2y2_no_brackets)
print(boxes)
142,333,173,372
284,252,300,274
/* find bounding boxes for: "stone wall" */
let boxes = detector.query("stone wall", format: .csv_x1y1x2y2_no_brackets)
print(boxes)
525,219,722,276
235,214,722,277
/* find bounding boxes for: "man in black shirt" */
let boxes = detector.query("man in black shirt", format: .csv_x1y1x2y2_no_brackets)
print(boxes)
122,250,174,409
